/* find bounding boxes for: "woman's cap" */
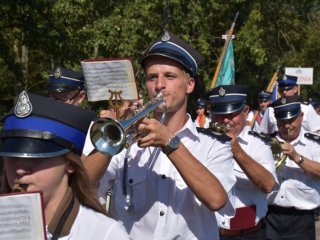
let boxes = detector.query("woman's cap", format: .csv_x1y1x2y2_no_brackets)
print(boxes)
0,91,96,158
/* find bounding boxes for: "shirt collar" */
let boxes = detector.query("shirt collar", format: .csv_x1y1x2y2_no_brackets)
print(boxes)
176,114,200,141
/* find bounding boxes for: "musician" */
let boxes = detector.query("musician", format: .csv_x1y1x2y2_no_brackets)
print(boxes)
259,75,320,135
246,90,272,132
207,85,277,239
83,30,236,239
0,91,129,239
47,67,86,106
266,95,320,240
310,97,320,115
193,98,211,128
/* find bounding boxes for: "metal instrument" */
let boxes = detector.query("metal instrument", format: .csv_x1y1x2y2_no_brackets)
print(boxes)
90,93,166,156
12,184,28,192
248,130,287,170
208,121,230,134
270,137,287,170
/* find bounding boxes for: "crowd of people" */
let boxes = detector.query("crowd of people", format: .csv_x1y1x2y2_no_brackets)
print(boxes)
0,30,320,240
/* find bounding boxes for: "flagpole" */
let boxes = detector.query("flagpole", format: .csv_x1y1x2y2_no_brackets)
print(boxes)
210,11,239,89
249,66,281,128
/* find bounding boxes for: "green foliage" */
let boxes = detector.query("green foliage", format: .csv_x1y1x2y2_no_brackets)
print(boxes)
0,0,320,118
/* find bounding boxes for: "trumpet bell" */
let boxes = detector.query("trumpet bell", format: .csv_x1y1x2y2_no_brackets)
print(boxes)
90,92,166,156
90,118,126,155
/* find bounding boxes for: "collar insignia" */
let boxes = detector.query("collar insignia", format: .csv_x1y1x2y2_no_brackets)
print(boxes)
218,86,226,96
14,90,32,118
161,30,170,42
281,98,287,104
53,67,62,79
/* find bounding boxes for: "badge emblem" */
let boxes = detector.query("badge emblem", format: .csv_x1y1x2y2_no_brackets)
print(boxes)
218,86,226,96
281,98,286,104
283,75,287,81
161,30,170,42
53,67,62,79
14,90,32,118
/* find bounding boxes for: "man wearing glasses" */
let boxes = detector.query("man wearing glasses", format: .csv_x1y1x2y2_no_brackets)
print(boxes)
259,75,320,135
47,67,86,106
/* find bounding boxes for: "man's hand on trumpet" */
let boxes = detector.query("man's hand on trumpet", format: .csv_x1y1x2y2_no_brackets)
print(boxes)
280,142,300,163
137,117,173,149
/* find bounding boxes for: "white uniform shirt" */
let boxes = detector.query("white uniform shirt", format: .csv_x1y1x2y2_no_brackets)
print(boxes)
246,110,263,132
216,126,277,229
98,115,236,240
47,205,130,240
259,104,320,134
268,129,320,210
193,116,211,129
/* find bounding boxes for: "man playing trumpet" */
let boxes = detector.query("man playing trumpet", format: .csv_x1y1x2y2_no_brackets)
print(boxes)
207,85,277,239
266,95,320,240
83,31,236,239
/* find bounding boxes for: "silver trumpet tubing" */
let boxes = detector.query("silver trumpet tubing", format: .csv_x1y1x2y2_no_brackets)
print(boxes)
90,93,166,156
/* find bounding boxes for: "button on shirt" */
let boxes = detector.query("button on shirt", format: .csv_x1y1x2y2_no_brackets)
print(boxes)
98,115,236,240
259,104,320,134
216,126,277,229
268,129,320,210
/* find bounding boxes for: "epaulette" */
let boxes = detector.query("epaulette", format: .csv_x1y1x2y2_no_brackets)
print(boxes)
304,132,320,144
196,127,231,142
248,131,273,144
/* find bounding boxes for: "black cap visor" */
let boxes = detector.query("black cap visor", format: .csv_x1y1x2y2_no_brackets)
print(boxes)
0,138,70,158
48,83,82,93
210,102,245,115
274,109,301,120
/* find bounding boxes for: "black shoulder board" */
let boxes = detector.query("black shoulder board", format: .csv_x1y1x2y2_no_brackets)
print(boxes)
304,132,320,144
248,131,272,144
196,127,231,142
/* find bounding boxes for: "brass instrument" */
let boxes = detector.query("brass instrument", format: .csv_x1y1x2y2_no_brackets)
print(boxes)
209,121,230,134
248,131,287,170
270,137,287,170
12,184,28,192
90,93,166,156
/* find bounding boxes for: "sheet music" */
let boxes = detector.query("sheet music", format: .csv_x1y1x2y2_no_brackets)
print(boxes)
0,192,46,240
81,59,138,102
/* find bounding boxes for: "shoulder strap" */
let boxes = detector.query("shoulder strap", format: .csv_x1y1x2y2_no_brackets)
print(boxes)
248,130,273,144
196,127,231,142
304,132,320,144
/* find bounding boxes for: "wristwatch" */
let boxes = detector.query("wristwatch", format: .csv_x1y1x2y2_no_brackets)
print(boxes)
162,136,180,155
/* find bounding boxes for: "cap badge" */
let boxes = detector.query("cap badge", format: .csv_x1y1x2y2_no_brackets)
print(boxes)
161,30,170,42
281,98,287,104
53,67,62,79
14,90,32,118
283,75,287,80
218,86,226,96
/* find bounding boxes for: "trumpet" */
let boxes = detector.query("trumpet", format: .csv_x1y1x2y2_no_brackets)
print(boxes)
90,93,166,156
208,122,230,134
